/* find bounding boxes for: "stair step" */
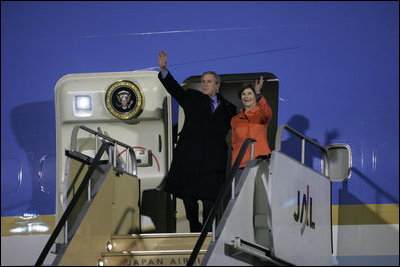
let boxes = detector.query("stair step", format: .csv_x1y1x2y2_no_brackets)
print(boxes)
108,233,212,252
100,249,207,266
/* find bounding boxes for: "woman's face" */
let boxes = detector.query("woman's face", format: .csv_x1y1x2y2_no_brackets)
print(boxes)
241,88,256,109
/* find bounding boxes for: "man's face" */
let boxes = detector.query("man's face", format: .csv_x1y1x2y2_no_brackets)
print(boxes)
201,74,219,98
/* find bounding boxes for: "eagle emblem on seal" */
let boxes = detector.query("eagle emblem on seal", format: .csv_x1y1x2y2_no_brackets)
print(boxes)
116,90,133,110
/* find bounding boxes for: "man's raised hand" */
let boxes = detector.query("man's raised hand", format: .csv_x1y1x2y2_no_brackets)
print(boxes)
158,50,168,71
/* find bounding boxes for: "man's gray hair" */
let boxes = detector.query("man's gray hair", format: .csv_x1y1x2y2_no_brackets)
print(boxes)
202,71,221,84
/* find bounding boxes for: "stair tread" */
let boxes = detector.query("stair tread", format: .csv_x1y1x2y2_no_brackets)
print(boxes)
111,232,212,239
107,232,212,252
101,249,207,256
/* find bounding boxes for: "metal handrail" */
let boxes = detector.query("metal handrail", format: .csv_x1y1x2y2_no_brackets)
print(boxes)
70,125,137,176
274,124,329,176
35,142,113,266
187,138,256,266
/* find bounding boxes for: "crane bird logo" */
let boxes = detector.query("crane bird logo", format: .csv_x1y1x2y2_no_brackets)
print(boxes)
293,185,316,235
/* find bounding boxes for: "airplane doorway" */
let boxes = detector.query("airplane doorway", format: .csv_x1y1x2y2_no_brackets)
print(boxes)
170,72,279,232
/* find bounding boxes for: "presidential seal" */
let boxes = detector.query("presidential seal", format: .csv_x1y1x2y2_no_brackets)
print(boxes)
105,80,144,120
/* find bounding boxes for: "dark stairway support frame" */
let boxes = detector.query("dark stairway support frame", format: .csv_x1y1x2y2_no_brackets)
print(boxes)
35,142,113,266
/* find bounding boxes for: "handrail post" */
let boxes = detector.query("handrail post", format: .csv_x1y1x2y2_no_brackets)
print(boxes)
231,178,235,200
250,142,255,159
113,142,117,168
94,133,98,154
129,148,137,176
87,179,91,201
126,149,129,173
212,219,216,242
108,146,112,166
63,223,68,244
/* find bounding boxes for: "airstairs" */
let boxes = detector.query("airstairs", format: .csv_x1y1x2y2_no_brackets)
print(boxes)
35,125,212,266
35,124,351,266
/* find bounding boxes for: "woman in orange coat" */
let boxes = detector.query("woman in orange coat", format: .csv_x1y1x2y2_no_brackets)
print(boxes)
231,76,272,169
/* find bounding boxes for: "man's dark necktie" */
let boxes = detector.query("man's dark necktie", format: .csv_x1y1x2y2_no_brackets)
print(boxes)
210,98,215,113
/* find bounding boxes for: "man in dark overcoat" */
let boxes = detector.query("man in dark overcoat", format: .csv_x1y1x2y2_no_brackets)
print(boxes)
158,50,236,232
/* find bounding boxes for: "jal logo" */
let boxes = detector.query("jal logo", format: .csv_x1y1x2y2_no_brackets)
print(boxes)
293,185,315,235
